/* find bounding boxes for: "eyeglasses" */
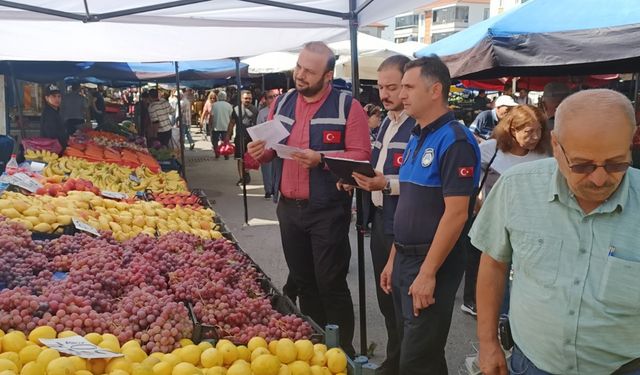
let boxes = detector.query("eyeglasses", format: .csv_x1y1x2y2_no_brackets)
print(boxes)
557,141,631,174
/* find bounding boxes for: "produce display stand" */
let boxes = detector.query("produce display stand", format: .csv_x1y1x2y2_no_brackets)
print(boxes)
0,126,356,375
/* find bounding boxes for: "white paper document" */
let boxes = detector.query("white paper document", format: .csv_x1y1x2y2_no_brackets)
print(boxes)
272,144,303,160
247,119,290,148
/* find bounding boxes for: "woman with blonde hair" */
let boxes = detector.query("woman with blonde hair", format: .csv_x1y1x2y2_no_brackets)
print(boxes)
461,105,550,317
199,91,217,138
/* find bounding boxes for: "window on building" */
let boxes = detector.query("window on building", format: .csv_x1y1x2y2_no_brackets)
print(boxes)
395,37,409,43
483,8,490,20
431,31,458,43
432,6,470,24
395,14,419,29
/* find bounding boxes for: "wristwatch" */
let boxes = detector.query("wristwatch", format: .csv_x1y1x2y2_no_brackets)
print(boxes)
382,179,392,195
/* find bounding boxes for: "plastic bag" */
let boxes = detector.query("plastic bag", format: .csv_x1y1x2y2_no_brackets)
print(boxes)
219,141,235,156
21,138,62,154
243,152,260,170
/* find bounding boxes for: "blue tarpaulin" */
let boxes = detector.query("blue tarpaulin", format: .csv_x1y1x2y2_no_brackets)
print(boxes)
416,0,640,79
0,60,248,85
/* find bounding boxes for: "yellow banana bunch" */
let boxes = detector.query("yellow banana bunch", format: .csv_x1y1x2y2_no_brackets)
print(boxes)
24,149,59,163
43,157,187,194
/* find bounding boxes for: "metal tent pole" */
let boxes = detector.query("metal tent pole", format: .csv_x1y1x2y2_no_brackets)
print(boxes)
235,57,249,224
174,62,186,180
348,0,367,358
7,62,25,142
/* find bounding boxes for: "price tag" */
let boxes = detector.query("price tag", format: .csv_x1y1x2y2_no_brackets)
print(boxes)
129,174,141,184
101,191,128,200
40,336,123,359
72,218,100,237
30,161,47,172
11,172,43,193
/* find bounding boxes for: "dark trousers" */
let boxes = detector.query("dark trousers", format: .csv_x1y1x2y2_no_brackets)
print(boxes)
277,198,355,356
370,208,400,373
392,247,464,375
463,240,482,306
211,130,226,156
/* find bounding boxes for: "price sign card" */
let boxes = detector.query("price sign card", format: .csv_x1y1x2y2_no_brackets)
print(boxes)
11,173,43,193
101,191,128,200
129,174,141,184
40,336,123,359
72,218,100,237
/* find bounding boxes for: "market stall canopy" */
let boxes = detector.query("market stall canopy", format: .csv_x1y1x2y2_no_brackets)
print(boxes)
460,75,620,91
0,0,429,62
241,52,298,75
0,60,248,84
333,38,427,80
415,0,640,79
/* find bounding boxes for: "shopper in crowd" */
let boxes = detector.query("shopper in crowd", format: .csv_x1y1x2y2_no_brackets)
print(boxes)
40,84,68,148
211,91,233,159
90,85,105,126
200,92,217,138
461,105,549,318
340,54,415,375
541,82,571,130
364,103,383,142
147,88,174,147
227,90,259,185
60,82,89,136
256,89,279,199
377,55,480,375
473,89,491,111
516,88,530,105
168,89,179,125
137,91,152,141
469,95,518,141
472,89,640,375
247,41,370,355
179,89,195,150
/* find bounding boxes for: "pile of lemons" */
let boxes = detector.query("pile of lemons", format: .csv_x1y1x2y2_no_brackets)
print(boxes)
0,326,348,375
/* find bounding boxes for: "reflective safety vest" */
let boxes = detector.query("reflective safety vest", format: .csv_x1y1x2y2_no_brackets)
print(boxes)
271,88,353,207
368,115,415,234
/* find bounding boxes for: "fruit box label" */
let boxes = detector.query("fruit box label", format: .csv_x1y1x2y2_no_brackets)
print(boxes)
40,336,123,359
72,218,100,237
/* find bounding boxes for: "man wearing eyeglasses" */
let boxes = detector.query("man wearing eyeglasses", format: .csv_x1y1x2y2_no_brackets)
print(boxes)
471,89,640,375
256,89,279,199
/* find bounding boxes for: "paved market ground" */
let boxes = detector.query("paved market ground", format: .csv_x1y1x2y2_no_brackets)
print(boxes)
184,131,477,374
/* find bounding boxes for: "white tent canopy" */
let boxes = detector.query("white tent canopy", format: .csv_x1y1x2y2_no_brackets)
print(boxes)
334,41,428,80
242,33,419,76
0,0,429,62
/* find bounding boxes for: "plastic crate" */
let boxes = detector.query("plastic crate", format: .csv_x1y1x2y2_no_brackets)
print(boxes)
269,294,325,343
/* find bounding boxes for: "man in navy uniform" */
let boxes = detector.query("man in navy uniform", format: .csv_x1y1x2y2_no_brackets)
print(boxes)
340,54,415,375
379,55,480,374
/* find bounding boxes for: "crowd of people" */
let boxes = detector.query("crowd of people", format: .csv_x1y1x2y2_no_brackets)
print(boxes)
242,41,639,375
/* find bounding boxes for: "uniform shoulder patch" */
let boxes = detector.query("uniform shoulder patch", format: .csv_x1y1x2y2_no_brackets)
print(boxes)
458,166,474,178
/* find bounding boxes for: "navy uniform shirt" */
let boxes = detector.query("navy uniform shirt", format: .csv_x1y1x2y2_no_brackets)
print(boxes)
394,112,480,246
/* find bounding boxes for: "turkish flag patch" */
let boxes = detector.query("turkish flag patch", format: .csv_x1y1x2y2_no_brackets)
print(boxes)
323,131,341,144
458,166,474,178
393,153,403,167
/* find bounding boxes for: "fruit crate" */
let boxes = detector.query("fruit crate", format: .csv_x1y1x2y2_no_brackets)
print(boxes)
187,302,221,343
190,188,215,209
30,225,77,240
269,293,325,343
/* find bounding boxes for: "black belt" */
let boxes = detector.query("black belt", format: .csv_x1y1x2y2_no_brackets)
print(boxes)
280,195,309,207
394,242,430,256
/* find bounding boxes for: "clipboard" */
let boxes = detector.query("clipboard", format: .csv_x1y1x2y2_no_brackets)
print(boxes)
323,156,375,186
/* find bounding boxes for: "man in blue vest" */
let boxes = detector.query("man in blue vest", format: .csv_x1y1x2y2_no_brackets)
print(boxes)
379,55,480,374
338,54,415,375
247,41,371,355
